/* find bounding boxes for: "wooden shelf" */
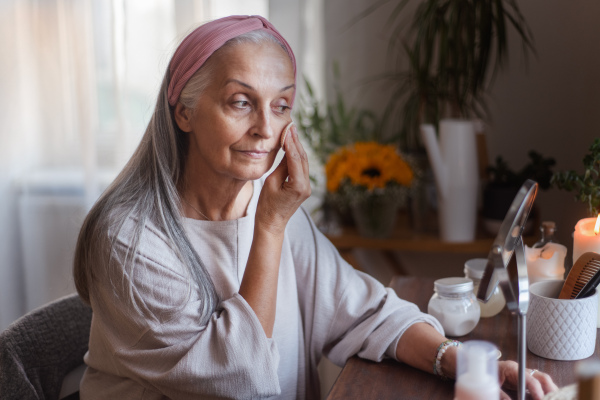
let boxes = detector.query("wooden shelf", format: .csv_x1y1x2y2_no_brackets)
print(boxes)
325,212,538,255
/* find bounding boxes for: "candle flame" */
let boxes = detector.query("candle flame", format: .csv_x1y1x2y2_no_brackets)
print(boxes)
595,214,600,235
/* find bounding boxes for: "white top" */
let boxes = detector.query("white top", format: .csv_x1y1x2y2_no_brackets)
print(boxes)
81,179,443,399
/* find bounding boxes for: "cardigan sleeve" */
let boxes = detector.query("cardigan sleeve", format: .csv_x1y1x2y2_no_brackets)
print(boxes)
86,223,281,399
286,207,444,367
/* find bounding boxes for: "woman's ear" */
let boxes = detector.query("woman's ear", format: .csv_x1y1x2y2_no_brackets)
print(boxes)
174,103,193,133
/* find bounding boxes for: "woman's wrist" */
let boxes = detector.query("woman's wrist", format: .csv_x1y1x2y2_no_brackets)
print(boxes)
434,340,461,380
254,218,287,241
254,208,289,236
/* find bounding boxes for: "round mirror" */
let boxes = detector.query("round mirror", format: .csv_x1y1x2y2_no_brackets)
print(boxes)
477,179,538,302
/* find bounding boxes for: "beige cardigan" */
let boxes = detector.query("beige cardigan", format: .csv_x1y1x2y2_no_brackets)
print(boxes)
81,180,443,399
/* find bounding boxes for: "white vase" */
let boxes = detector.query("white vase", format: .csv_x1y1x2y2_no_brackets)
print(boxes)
421,119,479,242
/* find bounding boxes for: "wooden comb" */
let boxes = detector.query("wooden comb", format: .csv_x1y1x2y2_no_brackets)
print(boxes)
558,252,600,299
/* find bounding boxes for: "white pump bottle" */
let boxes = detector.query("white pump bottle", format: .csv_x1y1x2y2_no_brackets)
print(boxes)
454,341,500,400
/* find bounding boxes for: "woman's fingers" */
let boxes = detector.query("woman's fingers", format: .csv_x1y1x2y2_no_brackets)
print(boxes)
283,126,310,195
291,124,310,177
524,368,559,400
498,362,558,400
531,370,559,394
265,121,296,188
524,371,545,400
257,124,311,232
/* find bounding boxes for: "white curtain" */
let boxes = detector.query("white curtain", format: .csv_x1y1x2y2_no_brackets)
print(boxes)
0,0,324,330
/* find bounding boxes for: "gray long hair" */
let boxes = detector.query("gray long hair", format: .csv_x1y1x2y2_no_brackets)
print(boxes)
73,29,290,324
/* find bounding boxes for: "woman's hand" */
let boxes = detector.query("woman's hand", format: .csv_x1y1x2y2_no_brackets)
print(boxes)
498,361,559,400
256,123,311,235
239,123,310,337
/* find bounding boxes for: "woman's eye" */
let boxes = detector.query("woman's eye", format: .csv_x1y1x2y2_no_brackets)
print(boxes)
233,100,249,109
274,105,291,113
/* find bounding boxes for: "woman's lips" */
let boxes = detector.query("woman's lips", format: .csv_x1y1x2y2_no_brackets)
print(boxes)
239,150,270,159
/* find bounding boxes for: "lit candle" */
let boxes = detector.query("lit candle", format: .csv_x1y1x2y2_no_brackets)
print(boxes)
525,243,567,285
573,215,600,264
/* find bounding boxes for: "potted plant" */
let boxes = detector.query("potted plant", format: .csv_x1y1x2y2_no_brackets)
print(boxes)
325,142,414,238
552,138,600,216
351,0,536,240
355,0,536,150
482,151,556,234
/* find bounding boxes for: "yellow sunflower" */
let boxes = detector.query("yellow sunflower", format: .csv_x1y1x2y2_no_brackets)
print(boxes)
325,142,413,193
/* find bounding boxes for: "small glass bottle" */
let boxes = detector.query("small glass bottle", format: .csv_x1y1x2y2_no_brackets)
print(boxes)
427,277,480,337
532,221,558,248
464,258,506,318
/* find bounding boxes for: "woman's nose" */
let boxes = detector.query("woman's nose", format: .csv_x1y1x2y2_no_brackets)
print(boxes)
252,107,274,139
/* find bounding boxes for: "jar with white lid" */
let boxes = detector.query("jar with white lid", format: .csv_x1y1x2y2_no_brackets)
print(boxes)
464,258,506,318
428,277,480,337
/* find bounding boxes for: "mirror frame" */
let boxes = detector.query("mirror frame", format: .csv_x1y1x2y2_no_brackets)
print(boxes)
477,179,538,303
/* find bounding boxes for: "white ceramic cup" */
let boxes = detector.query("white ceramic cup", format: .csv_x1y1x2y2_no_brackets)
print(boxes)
527,280,598,361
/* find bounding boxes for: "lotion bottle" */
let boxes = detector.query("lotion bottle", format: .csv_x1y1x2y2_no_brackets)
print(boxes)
454,341,499,400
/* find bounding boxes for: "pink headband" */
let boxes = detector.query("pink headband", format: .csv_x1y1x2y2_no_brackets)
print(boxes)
167,15,297,107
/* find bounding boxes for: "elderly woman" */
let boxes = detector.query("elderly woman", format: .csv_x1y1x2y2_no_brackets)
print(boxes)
73,15,557,400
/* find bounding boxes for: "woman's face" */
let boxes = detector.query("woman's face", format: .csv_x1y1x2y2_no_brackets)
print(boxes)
175,40,295,185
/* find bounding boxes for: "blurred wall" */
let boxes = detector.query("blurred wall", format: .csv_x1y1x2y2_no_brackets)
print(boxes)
324,0,600,262
487,0,600,256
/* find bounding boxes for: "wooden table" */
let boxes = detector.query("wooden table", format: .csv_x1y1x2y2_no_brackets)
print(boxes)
327,276,598,399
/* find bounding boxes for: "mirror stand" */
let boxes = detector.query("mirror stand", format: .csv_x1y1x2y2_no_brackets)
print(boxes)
478,180,537,400
491,238,530,400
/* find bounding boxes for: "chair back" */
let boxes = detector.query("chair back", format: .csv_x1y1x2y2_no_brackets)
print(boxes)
0,294,92,400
